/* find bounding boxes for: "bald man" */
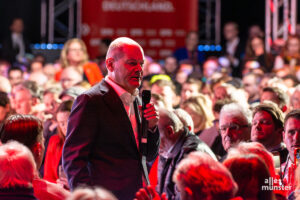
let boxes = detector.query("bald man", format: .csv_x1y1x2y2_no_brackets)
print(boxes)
63,37,160,200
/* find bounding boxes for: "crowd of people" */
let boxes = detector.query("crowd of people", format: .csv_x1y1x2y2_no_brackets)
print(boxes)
1,17,300,200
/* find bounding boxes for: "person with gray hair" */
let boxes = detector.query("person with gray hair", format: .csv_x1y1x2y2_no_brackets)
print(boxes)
173,151,238,200
67,187,117,200
157,108,216,200
219,103,252,154
173,108,194,132
0,141,38,199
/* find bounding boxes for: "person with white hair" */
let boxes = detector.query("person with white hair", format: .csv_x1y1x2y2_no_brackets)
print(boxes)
68,187,117,200
0,141,38,199
219,103,252,155
173,108,194,132
173,151,238,200
157,108,216,200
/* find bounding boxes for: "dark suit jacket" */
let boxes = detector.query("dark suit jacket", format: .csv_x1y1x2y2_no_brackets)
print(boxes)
62,80,160,200
1,33,31,63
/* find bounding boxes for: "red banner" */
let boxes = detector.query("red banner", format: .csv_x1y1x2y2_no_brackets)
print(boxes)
81,0,198,60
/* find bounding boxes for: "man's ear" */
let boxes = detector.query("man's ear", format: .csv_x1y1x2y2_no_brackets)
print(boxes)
106,58,114,72
166,125,174,137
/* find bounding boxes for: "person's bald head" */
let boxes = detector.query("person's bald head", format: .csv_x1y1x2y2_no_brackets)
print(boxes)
106,37,144,62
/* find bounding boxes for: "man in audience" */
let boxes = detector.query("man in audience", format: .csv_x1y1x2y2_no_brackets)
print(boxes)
151,79,178,110
260,86,289,112
0,114,69,200
157,108,216,199
11,80,42,116
180,77,202,103
222,21,245,77
251,102,288,165
60,67,83,90
282,110,300,193
219,103,252,154
8,66,24,86
243,72,262,105
2,18,31,63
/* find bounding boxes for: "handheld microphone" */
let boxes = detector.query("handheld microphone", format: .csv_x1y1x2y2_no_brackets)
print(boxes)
141,90,151,153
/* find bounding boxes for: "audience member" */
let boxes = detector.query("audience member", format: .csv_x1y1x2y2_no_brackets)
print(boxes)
151,79,178,110
173,31,205,68
163,56,178,80
282,110,300,196
221,21,245,77
67,187,117,200
219,103,252,154
260,86,289,112
181,94,214,141
251,102,288,165
244,36,274,72
173,151,238,200
60,38,103,86
1,114,70,200
223,154,276,200
11,81,42,117
173,108,194,132
8,66,23,86
243,72,262,104
0,141,38,199
274,35,300,74
60,67,83,90
180,77,202,103
157,108,216,199
2,18,31,63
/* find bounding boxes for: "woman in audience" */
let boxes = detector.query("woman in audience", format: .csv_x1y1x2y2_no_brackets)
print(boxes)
181,94,214,138
274,35,300,74
44,100,73,184
244,36,274,72
59,38,103,86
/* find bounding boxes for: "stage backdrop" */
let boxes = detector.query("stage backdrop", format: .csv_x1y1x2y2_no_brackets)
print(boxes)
81,0,198,60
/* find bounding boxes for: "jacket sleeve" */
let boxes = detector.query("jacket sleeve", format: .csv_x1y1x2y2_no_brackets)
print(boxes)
62,94,98,190
146,127,160,162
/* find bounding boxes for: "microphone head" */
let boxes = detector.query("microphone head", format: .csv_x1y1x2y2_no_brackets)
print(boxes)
142,90,151,105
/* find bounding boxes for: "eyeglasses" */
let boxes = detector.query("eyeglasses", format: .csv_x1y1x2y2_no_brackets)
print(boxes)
219,123,249,133
68,48,84,52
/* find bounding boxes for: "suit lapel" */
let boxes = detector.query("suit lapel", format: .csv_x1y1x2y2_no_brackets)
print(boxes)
101,81,140,154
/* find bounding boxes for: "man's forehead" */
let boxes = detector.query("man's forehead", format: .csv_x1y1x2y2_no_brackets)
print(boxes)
220,115,242,123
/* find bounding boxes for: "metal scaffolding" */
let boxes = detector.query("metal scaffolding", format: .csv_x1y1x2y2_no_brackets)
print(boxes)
198,0,221,44
40,0,81,43
265,0,298,52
